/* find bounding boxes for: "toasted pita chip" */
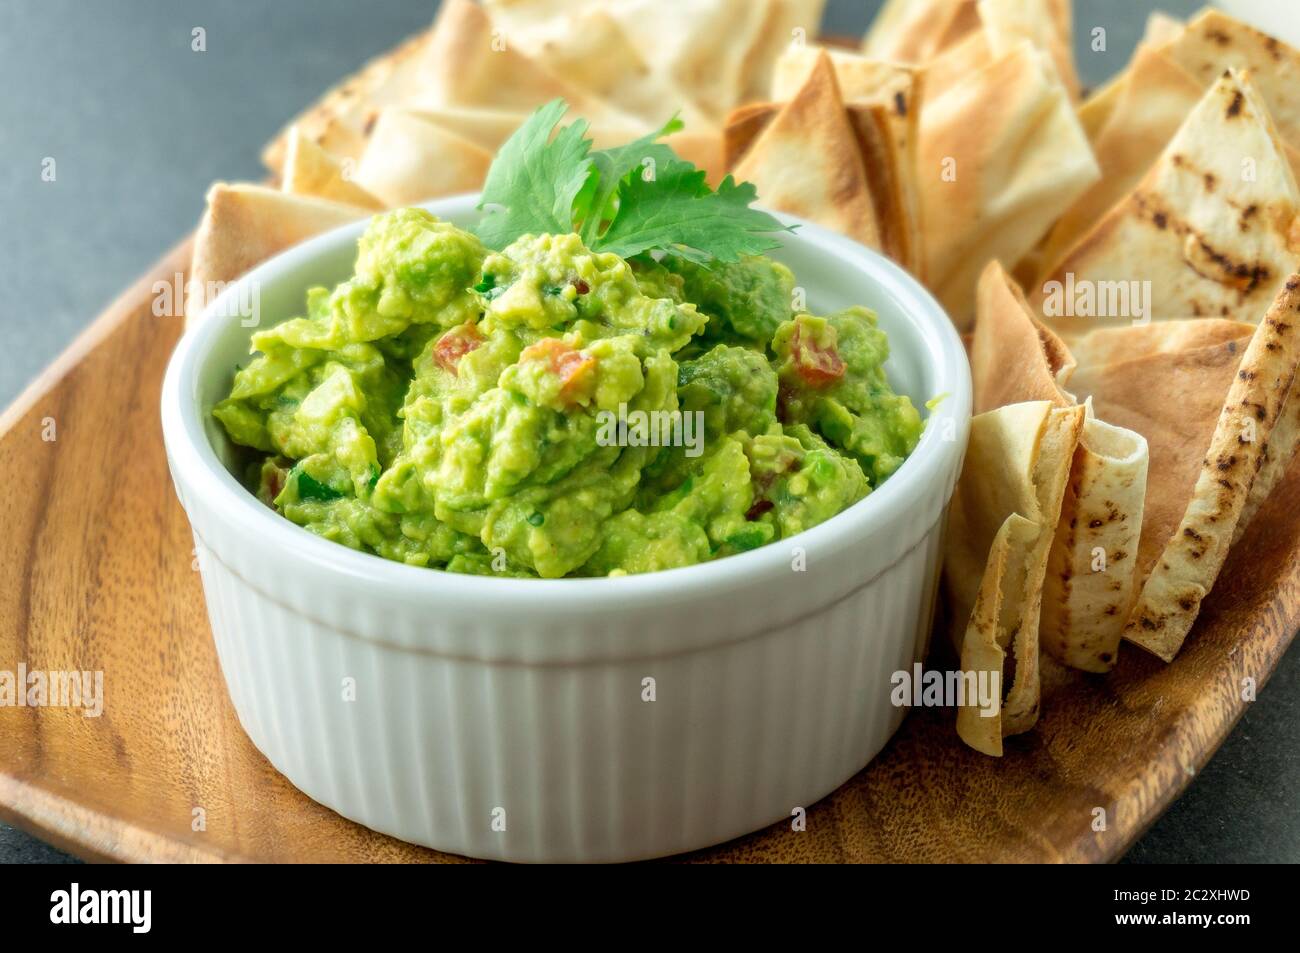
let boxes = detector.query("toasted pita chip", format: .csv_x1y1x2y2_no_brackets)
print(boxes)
971,262,1074,413
918,39,1098,327
280,127,385,210
772,44,919,107
1067,318,1255,369
1120,277,1300,660
604,0,772,125
261,29,433,172
769,45,923,271
945,400,1086,755
953,512,1038,756
1075,2,1178,135
186,184,369,327
391,103,532,152
971,262,1149,673
1235,381,1300,540
863,0,982,63
1042,405,1149,672
847,102,923,272
1035,70,1300,335
978,0,1080,101
919,29,994,105
733,53,882,251
353,108,492,207
1161,10,1300,152
1069,328,1253,592
421,0,641,131
723,102,779,169
519,6,715,130
1037,45,1202,275
743,1,830,103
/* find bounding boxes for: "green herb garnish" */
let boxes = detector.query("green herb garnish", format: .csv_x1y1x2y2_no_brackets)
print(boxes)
475,99,793,265
297,470,344,502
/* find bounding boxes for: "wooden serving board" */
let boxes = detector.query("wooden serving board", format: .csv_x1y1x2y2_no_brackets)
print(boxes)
1,242,1297,863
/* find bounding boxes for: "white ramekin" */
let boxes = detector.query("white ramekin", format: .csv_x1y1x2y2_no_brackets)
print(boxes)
161,195,970,862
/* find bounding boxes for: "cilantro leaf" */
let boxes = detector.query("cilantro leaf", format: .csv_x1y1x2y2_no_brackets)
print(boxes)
596,164,790,264
475,99,594,250
577,115,684,245
472,99,792,264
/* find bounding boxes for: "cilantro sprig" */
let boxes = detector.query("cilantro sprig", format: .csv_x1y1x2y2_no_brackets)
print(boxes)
474,99,792,264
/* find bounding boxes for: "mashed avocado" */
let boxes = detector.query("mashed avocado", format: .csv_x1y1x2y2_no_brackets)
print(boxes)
214,209,924,578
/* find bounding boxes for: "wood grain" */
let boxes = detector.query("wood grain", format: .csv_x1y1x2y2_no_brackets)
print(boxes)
1,242,1296,863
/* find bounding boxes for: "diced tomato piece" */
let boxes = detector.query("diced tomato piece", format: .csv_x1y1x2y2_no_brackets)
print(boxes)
521,338,597,402
434,323,484,375
791,322,845,388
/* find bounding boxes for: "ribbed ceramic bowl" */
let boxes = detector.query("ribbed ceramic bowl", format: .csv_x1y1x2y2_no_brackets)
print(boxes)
161,194,971,862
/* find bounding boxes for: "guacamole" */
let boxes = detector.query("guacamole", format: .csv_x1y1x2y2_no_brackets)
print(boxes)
213,209,923,577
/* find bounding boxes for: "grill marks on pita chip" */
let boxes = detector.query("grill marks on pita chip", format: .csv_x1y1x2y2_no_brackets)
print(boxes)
1121,277,1300,661
1035,69,1300,334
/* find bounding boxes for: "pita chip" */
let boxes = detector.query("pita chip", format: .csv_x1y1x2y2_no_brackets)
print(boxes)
971,262,1074,414
918,39,1098,327
519,6,715,130
186,184,369,326
1120,277,1300,661
945,399,1086,755
1069,325,1252,584
1035,70,1300,335
421,0,640,131
971,262,1149,673
742,1,830,104
723,102,779,169
1076,8,1180,138
978,0,1080,101
863,0,981,63
1067,318,1254,370
733,53,882,251
1037,44,1203,278
280,127,384,210
769,45,923,272
1161,10,1300,154
604,0,771,125
772,43,919,109
353,108,492,207
1235,380,1300,541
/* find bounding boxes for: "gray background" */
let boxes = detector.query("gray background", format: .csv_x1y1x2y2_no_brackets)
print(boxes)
1,0,1294,864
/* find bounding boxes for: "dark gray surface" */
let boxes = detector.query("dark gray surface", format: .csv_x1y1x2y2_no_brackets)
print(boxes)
1,0,1293,865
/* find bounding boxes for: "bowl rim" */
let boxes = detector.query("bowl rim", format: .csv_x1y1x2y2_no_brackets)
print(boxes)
161,193,971,609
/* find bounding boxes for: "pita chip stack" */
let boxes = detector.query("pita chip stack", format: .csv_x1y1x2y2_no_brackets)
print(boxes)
1035,70,1300,335
185,184,369,326
970,262,1149,674
945,398,1085,755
